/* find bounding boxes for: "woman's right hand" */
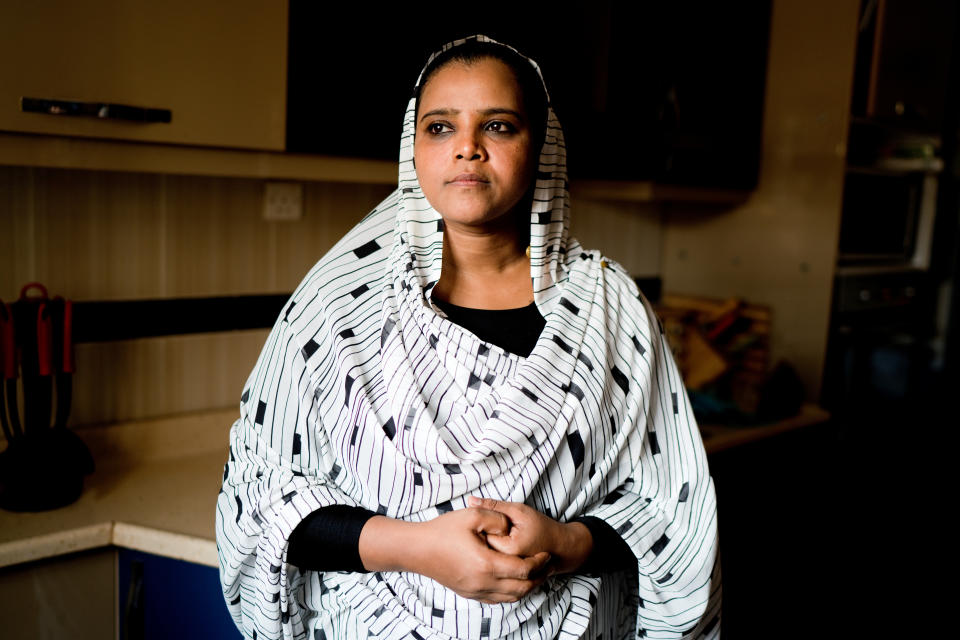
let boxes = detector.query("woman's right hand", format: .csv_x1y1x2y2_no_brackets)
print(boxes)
358,509,551,604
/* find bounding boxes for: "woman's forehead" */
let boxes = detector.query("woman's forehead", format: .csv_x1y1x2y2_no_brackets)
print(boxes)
418,58,525,114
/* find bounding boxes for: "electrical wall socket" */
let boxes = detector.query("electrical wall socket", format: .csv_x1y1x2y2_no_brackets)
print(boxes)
263,182,304,221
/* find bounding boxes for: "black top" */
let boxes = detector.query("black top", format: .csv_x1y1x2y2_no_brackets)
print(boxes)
287,300,635,574
433,298,546,358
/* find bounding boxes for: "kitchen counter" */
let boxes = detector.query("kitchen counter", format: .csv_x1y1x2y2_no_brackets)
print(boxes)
0,403,830,570
697,403,830,454
0,408,236,569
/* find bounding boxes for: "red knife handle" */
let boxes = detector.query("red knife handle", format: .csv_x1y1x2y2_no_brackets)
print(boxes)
37,303,53,376
62,299,74,374
19,282,48,301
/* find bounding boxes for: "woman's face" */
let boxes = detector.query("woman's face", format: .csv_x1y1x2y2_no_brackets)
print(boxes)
413,58,537,231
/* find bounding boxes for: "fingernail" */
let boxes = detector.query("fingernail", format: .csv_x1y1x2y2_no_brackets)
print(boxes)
467,495,481,506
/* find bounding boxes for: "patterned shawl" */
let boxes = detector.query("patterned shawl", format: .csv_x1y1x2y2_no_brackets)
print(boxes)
216,35,720,640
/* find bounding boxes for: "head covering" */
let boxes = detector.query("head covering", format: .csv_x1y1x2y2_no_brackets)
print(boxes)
217,35,720,640
397,35,568,312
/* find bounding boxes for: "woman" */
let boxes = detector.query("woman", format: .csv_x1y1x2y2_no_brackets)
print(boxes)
216,35,720,640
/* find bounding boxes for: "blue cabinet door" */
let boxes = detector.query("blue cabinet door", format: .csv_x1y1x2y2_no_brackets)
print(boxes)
118,548,242,640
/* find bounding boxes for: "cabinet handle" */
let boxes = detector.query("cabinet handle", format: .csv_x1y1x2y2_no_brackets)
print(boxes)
123,559,145,640
20,97,172,123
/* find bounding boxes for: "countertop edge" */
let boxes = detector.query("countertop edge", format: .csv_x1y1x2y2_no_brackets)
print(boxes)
0,521,114,568
0,520,218,570
112,522,218,568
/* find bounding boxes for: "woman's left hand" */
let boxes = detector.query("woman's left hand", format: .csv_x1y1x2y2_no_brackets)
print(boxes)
467,497,593,575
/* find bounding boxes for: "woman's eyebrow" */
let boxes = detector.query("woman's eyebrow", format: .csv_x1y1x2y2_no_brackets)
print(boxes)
418,108,523,123
480,108,524,120
419,108,457,123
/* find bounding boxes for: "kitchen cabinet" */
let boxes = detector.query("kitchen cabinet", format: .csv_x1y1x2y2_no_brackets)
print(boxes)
850,0,956,133
0,547,239,640
0,1,768,199
0,548,115,639
118,548,240,640
0,1,287,150
287,1,771,188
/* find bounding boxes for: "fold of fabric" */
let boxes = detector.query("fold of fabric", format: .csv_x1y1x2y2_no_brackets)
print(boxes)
216,34,720,640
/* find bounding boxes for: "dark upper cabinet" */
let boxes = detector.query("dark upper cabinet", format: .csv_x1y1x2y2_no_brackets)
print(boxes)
850,0,957,133
286,2,771,189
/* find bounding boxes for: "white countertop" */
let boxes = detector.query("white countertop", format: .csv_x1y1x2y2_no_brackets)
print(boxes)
0,404,830,570
0,409,236,569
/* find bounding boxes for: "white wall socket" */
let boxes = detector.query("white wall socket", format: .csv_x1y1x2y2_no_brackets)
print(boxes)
263,182,304,221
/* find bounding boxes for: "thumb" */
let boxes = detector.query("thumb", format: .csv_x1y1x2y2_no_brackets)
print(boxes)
526,551,552,578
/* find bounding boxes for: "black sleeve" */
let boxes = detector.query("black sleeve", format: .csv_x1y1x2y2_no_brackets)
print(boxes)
573,516,637,574
286,508,634,575
286,505,377,571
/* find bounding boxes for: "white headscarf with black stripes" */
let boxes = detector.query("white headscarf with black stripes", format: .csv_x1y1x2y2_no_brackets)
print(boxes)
216,35,720,640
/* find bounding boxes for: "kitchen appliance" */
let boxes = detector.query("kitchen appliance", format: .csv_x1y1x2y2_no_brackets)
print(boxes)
838,165,938,269
824,147,942,415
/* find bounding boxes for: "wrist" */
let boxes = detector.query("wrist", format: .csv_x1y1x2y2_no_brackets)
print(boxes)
555,521,593,574
358,516,424,573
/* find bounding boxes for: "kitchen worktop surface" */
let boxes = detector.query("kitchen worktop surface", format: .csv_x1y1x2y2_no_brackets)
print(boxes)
0,404,830,570
0,408,236,569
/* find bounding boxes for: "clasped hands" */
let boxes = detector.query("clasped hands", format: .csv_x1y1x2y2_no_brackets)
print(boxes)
357,497,593,604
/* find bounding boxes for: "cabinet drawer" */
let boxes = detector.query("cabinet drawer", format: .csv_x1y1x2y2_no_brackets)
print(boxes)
0,1,286,150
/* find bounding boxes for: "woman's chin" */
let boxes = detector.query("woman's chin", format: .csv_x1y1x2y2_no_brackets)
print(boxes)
435,203,524,232
438,213,506,231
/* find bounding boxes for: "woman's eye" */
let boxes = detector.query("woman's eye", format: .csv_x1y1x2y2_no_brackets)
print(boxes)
426,122,451,135
486,121,516,134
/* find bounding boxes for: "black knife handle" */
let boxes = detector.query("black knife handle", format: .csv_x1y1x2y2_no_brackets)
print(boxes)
4,379,21,440
0,380,13,443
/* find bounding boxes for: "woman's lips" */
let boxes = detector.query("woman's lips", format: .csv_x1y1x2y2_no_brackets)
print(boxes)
447,173,489,186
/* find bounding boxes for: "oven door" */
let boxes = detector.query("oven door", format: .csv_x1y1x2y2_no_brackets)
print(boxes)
838,169,937,268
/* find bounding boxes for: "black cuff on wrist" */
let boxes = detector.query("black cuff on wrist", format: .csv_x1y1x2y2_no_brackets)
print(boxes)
287,505,377,572
573,516,637,574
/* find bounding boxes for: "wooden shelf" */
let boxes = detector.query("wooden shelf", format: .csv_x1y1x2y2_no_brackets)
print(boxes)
0,131,397,184
570,179,752,204
1,131,755,203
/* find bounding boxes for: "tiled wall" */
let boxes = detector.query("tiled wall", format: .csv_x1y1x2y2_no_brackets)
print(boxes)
1,166,662,428
0,168,392,427
1,168,393,300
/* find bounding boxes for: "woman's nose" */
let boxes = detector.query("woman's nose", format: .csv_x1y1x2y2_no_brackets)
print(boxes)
455,130,485,161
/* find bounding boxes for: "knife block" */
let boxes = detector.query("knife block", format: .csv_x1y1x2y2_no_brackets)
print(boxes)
0,427,95,511
1,283,95,512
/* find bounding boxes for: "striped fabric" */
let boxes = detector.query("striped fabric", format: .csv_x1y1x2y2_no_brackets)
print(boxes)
216,35,720,640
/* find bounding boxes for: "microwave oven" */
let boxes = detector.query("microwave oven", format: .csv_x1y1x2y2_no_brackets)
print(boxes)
838,167,938,269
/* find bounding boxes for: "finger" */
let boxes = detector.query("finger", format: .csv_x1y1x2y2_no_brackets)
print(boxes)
490,577,542,600
471,509,511,536
469,576,544,604
489,549,548,581
469,496,504,512
525,551,552,579
473,582,539,605
484,532,518,555
486,532,548,559
478,498,530,523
